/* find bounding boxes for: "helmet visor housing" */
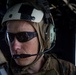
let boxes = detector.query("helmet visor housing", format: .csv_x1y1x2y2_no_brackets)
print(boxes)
2,3,44,24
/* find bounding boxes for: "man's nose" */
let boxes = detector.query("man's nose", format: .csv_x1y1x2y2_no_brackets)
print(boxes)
12,38,21,51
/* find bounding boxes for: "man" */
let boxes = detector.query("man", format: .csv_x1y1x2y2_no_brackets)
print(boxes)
2,1,76,75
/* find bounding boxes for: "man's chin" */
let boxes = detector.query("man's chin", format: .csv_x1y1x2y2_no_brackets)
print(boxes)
14,58,31,66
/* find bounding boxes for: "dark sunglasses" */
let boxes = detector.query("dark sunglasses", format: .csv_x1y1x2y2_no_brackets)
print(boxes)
6,32,37,43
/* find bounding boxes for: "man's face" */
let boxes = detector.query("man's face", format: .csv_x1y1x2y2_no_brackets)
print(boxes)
6,20,39,66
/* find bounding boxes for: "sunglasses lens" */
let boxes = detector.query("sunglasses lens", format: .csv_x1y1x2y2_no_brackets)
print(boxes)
8,33,14,42
17,32,29,42
7,32,37,43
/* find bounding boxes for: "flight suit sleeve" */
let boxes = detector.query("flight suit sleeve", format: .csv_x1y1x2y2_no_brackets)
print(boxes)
0,50,7,65
0,50,8,75
59,59,76,75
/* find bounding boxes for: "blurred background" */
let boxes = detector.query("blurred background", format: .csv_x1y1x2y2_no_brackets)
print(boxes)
0,0,76,65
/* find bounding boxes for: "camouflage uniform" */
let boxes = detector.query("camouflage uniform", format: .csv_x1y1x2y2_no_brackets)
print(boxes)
9,54,76,75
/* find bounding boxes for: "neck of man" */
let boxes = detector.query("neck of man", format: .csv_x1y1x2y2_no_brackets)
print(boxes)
27,56,44,74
